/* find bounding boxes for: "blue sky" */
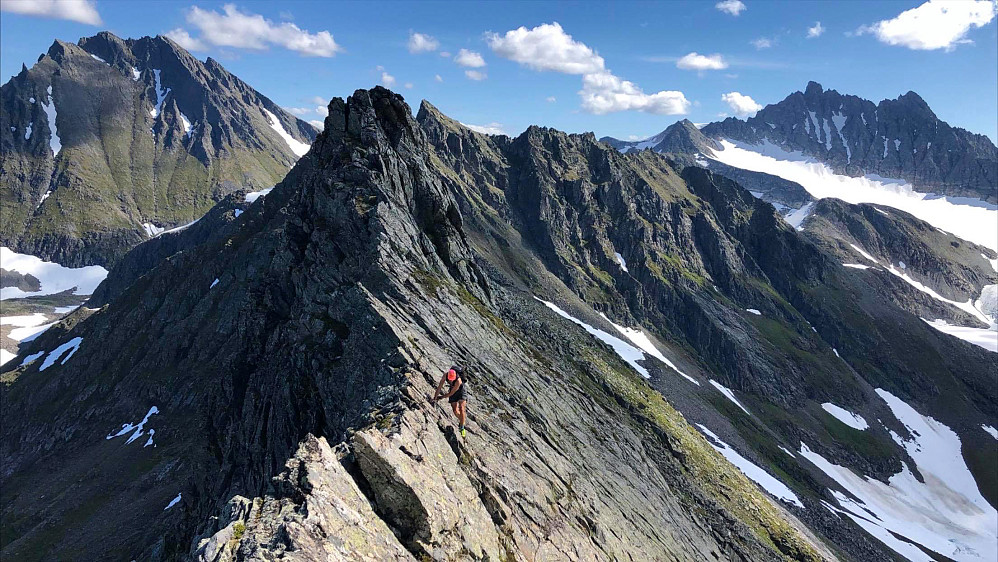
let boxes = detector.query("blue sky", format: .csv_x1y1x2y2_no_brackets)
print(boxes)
2,0,996,142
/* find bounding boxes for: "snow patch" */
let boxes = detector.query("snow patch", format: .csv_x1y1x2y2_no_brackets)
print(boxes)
745,308,761,315
149,69,171,119
0,248,108,300
784,201,815,229
842,263,871,270
89,54,108,64
779,446,796,458
709,140,998,252
982,425,998,439
848,243,879,264
923,319,997,353
604,316,700,385
19,351,44,367
10,321,56,342
821,402,869,430
179,112,192,137
1,313,49,328
708,379,750,415
614,252,628,272
164,493,181,511
0,349,16,367
245,187,274,203
874,208,889,216
106,406,160,445
262,108,309,157
142,223,165,237
536,298,650,378
24,122,32,139
210,278,219,289
39,190,52,206
131,67,141,81
821,118,832,151
697,424,802,507
234,209,243,218
38,337,83,371
982,253,998,273
41,85,61,156
831,112,850,161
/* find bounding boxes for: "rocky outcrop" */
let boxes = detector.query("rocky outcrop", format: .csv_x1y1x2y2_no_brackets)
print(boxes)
0,31,317,267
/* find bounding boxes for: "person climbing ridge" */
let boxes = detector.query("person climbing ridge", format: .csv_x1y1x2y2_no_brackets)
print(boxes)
431,366,468,436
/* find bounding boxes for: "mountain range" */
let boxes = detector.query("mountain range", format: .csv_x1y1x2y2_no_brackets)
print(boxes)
1,35,996,562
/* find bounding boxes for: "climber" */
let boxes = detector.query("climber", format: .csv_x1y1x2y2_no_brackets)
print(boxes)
432,366,468,437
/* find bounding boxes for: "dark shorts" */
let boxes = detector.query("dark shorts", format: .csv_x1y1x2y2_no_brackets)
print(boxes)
448,385,466,403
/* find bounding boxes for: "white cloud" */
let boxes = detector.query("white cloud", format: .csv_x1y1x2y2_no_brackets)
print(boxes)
439,51,451,57
546,96,556,102
464,70,487,81
857,0,996,51
488,22,689,116
751,37,772,49
581,72,691,115
715,0,746,16
310,96,327,105
165,28,207,51
435,74,443,82
380,71,396,87
407,31,439,53
1,0,101,25
461,122,505,135
677,52,728,71
721,92,763,116
315,105,328,116
807,21,825,38
486,22,604,74
454,48,486,68
177,4,342,57
309,119,324,129
404,82,413,89
284,106,310,116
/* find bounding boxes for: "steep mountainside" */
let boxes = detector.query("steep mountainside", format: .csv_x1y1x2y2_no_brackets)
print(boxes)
0,32,317,267
2,89,995,562
608,82,998,203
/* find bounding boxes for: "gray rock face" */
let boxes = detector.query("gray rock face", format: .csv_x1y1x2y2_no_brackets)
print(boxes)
1,88,993,562
0,31,318,267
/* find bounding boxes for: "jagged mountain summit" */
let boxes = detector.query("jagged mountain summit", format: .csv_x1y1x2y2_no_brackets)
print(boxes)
606,82,998,204
2,88,995,562
0,31,317,267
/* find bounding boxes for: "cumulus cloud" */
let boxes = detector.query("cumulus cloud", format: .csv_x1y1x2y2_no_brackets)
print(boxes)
309,119,324,129
676,52,728,71
435,74,444,82
1,0,101,25
310,96,327,105
721,92,763,116
546,96,556,102
856,0,995,51
408,31,439,53
454,48,487,68
315,105,328,116
461,122,505,135
486,22,604,74
404,82,414,89
487,22,689,115
165,28,207,51
581,72,691,115
715,0,746,16
751,37,773,49
380,71,396,87
439,51,451,57
465,70,487,81
284,106,310,116
807,21,825,38
173,4,342,57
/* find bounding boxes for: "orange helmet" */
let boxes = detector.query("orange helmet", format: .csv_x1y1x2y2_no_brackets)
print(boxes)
446,369,457,381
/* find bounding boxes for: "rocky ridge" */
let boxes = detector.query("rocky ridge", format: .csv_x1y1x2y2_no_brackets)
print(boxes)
2,88,994,562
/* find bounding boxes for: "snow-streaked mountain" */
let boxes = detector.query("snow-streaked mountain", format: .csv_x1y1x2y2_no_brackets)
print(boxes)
0,31,318,268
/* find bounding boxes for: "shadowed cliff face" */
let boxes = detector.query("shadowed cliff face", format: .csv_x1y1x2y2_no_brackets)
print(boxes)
2,88,994,562
0,31,318,267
